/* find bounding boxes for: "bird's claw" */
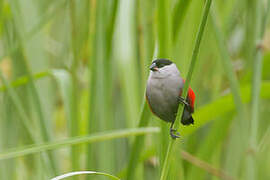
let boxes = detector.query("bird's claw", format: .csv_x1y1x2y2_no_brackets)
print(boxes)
178,96,189,106
170,128,180,139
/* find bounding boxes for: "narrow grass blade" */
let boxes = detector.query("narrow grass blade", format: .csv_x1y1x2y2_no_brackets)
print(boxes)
126,0,154,178
51,171,120,180
0,71,50,92
157,0,172,58
210,12,243,112
8,0,58,171
69,0,81,171
22,60,58,173
156,0,172,173
0,69,55,176
172,0,192,41
86,0,97,171
0,127,160,160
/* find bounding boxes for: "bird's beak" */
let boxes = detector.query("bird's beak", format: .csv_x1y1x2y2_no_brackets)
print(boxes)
150,63,159,71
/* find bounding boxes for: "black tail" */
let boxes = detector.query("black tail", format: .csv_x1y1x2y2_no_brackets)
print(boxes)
181,115,194,125
180,104,194,125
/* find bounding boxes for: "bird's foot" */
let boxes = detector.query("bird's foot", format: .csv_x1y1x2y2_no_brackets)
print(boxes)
170,128,180,139
178,96,190,106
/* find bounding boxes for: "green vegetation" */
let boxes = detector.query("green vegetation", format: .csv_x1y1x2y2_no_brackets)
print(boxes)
0,0,269,179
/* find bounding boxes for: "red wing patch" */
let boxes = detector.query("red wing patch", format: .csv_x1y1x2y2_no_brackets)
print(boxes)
181,79,195,111
188,87,195,110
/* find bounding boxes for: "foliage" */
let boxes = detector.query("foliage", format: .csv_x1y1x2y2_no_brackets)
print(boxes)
0,0,269,179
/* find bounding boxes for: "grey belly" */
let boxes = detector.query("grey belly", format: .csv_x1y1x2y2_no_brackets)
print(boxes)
146,78,181,122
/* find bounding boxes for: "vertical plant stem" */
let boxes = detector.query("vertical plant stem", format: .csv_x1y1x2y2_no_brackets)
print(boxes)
96,0,113,174
86,0,97,171
210,12,243,112
159,141,173,180
138,0,155,85
22,61,58,175
156,0,172,171
172,0,192,42
69,0,80,171
157,0,172,59
0,70,54,176
104,0,119,174
105,0,119,57
9,0,58,173
87,0,115,175
209,13,247,178
126,0,154,178
160,0,212,179
247,0,265,179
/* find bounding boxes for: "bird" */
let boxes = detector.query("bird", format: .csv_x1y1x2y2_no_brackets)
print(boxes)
146,58,196,139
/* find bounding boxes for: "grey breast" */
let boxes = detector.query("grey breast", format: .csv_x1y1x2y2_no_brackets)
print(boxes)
146,74,183,122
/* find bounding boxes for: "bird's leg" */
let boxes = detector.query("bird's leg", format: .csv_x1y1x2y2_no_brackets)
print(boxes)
170,97,190,139
178,96,190,106
170,121,180,139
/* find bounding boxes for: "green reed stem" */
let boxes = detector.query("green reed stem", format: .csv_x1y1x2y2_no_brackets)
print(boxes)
160,0,212,179
247,0,265,179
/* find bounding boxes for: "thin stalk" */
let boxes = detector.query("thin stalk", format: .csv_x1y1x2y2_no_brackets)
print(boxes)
22,62,51,141
159,142,173,180
117,0,141,128
103,0,120,175
69,0,80,171
94,0,115,174
160,0,212,179
156,0,172,170
157,0,172,58
207,12,247,178
187,10,245,178
105,0,119,60
126,0,154,178
1,0,58,175
22,59,58,174
9,0,57,172
86,0,97,171
172,0,192,42
210,12,244,112
261,0,270,36
0,69,54,176
247,0,264,179
138,0,155,85
210,12,249,173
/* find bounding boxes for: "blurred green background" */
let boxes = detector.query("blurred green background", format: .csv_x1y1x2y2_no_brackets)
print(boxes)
0,0,269,179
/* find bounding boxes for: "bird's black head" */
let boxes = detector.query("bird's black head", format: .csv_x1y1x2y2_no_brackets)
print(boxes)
150,59,173,71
